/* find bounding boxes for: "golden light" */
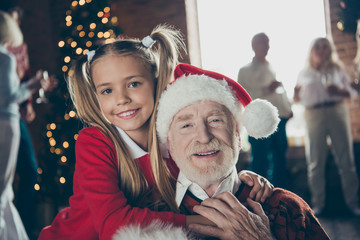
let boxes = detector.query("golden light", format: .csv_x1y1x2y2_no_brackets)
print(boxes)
34,184,40,191
88,32,95,38
50,147,55,153
66,21,72,27
97,11,104,18
46,124,50,130
76,25,83,31
64,56,71,63
46,131,52,137
90,23,96,29
337,21,344,31
71,41,77,48
49,138,56,146
58,41,65,47
37,168,43,174
104,31,111,38
64,113,70,120
74,134,79,140
72,1,78,7
86,0,92,3
65,16,72,22
61,156,67,163
86,41,92,47
83,49,89,55
63,141,69,148
62,65,68,72
97,32,104,38
111,17,118,24
79,0,85,5
50,123,56,130
79,31,86,37
55,148,62,155
102,18,109,24
60,177,66,184
69,110,76,118
76,48,83,55
66,38,73,44
105,38,115,44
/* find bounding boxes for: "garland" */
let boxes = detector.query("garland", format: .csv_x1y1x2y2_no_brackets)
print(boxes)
337,0,360,34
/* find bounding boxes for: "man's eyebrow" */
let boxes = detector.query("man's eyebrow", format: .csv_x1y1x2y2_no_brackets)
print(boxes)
174,114,193,123
208,109,226,116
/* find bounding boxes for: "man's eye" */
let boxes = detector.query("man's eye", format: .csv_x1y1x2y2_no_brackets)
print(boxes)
101,89,112,95
129,82,141,88
182,124,190,128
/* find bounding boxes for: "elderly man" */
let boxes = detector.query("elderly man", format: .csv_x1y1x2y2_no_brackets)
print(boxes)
156,63,329,240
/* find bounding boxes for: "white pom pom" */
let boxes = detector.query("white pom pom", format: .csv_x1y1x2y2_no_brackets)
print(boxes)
243,99,280,139
112,220,194,240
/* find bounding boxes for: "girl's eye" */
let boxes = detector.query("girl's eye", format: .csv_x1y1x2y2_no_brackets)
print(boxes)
101,89,112,95
129,82,141,88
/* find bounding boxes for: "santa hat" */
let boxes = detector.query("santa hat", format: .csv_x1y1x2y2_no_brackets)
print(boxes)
156,63,279,146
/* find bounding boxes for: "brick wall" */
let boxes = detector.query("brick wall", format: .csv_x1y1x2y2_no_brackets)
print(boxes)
328,0,360,141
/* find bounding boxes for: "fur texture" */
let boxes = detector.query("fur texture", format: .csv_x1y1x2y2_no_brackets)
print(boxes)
112,220,195,240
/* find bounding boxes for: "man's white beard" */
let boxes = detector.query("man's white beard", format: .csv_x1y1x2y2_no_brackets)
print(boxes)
171,137,240,187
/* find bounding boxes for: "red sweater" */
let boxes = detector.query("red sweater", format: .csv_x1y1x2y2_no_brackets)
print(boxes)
38,127,185,240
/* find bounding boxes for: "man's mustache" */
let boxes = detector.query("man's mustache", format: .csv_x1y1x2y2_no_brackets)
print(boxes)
185,138,231,158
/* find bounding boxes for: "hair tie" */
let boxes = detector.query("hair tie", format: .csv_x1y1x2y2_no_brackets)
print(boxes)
86,50,96,62
141,36,156,48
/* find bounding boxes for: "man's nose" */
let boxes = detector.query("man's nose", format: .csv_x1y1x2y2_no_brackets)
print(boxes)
195,122,213,144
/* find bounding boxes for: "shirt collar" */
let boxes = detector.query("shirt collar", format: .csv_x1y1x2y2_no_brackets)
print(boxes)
175,166,241,206
116,127,147,159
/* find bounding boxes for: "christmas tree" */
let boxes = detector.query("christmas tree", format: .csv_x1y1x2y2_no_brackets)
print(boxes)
36,0,123,207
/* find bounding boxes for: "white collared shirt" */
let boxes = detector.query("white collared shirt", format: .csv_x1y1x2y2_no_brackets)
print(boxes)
175,166,241,206
116,127,148,159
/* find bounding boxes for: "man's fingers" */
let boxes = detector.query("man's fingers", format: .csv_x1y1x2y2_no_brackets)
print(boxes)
188,224,224,239
260,181,274,203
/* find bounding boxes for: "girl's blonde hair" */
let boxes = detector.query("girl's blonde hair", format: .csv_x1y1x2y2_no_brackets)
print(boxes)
67,24,185,211
0,10,23,47
307,37,343,71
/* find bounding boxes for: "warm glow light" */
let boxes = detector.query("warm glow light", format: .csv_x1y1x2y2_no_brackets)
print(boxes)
64,113,70,120
46,131,52,137
86,41,92,47
37,168,43,174
97,11,104,17
105,38,115,44
49,138,56,146
50,147,55,153
66,21,72,27
111,17,118,24
97,32,104,38
86,0,92,3
79,0,85,5
34,184,40,191
337,21,344,31
72,1,78,7
50,123,56,130
62,65,68,72
61,156,67,163
71,41,77,48
76,48,83,55
63,141,69,148
58,41,65,47
79,31,86,37
90,23,96,29
74,134,79,140
102,18,109,24
46,124,50,130
69,110,76,118
88,32,95,38
104,32,110,38
55,148,62,155
65,16,72,22
76,25,83,31
83,49,89,55
64,56,71,63
60,177,66,184
66,38,73,44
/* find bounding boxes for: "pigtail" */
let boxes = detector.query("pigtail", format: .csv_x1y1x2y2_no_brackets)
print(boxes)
147,24,186,212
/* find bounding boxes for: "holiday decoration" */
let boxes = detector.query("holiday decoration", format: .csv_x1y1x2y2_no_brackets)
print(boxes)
337,0,360,34
36,0,123,207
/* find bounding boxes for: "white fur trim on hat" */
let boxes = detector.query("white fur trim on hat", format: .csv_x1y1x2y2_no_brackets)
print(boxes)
156,74,242,146
112,220,195,240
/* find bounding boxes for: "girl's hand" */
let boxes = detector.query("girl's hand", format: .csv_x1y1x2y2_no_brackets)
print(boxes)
238,170,273,203
189,192,275,240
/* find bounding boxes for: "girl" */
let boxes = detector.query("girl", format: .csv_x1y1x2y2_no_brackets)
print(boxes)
39,24,272,240
0,10,49,240
294,37,359,216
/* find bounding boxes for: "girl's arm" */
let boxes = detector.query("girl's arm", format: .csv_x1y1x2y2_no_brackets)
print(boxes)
76,127,185,240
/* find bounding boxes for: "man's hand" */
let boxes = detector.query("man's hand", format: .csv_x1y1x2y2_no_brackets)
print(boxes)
189,192,275,240
238,170,273,203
